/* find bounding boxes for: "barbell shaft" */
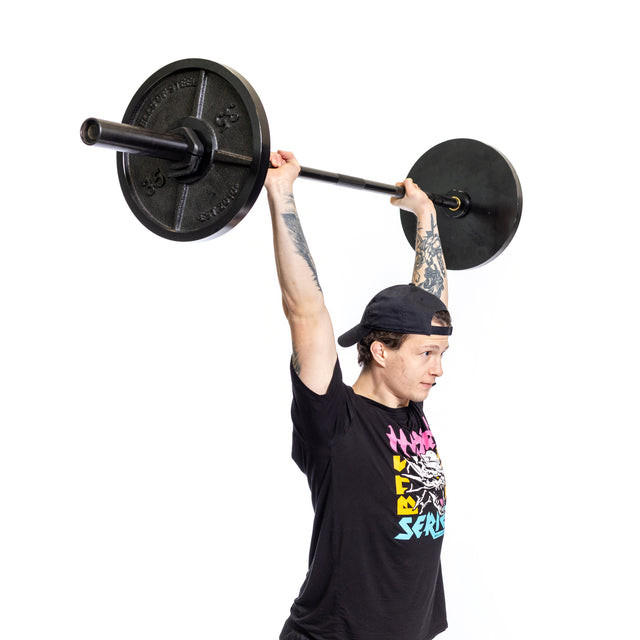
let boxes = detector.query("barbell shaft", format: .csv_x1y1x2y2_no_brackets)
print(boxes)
80,117,461,209
295,168,462,209
298,166,403,196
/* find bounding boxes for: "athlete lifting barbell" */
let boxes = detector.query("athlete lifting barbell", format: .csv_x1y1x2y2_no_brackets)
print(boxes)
80,58,523,640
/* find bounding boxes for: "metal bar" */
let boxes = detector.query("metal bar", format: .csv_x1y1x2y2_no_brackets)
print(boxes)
81,118,462,210
80,118,191,162
298,166,402,196
213,149,253,166
298,166,460,209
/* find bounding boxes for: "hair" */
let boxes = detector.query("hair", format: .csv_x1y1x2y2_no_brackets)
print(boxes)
356,310,452,369
433,309,452,327
357,330,408,368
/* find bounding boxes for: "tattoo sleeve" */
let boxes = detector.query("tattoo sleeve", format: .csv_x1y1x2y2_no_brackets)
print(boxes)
281,194,322,292
412,214,446,299
291,345,302,376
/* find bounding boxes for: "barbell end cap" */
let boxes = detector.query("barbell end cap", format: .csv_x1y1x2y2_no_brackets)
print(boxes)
442,190,471,219
80,118,101,146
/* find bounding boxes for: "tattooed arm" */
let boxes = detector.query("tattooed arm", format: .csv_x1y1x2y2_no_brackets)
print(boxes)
265,151,337,394
391,179,448,305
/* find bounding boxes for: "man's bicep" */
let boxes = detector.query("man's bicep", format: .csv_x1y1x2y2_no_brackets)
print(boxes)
289,307,338,396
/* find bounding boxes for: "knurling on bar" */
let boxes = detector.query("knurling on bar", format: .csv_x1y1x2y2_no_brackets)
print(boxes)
296,167,462,210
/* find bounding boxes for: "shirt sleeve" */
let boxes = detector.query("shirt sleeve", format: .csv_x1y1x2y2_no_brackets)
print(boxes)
290,356,350,454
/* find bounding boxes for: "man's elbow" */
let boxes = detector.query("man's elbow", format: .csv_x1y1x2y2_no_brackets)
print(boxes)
282,292,327,321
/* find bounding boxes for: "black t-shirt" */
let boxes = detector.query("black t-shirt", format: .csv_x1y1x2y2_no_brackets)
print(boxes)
280,359,447,640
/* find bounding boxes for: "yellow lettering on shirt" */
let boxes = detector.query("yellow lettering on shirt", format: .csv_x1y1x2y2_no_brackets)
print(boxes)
395,475,410,495
397,495,418,515
393,455,407,471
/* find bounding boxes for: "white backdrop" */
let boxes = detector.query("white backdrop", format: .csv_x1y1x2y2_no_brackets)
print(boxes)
2,1,638,638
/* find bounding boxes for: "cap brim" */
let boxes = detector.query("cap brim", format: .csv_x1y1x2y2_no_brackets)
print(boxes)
337,324,369,348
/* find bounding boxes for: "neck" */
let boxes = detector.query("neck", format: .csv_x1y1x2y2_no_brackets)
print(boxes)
352,368,410,408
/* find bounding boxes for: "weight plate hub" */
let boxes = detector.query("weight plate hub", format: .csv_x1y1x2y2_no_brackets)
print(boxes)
117,59,270,241
400,139,522,270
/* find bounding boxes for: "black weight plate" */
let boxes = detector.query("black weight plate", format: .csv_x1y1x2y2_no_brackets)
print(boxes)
400,139,522,270
117,59,270,241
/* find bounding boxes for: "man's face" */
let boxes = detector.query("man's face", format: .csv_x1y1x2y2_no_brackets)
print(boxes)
380,332,449,406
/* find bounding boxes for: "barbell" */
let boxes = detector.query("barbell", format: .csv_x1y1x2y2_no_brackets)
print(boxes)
80,58,522,270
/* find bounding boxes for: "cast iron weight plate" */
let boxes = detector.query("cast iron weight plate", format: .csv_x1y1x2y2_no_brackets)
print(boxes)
400,139,523,270
117,59,270,241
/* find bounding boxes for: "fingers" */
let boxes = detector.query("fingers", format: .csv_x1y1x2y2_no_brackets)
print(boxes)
265,150,300,190
278,150,296,163
269,150,298,168
390,178,418,203
389,178,434,214
404,178,421,194
269,151,284,168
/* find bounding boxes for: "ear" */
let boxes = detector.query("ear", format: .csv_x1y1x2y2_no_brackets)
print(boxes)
370,340,388,368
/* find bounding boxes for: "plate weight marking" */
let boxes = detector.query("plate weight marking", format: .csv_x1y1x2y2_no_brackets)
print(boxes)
116,59,270,241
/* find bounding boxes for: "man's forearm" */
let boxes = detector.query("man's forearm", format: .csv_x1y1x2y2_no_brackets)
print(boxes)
267,183,324,316
412,209,448,304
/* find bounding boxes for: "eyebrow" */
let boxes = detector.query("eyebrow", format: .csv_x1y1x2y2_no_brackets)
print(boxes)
418,344,448,353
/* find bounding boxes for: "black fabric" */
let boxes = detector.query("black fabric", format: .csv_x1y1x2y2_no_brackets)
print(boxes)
280,359,448,640
337,284,452,347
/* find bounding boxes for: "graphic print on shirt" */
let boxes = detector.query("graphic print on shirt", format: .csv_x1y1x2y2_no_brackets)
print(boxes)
387,417,445,541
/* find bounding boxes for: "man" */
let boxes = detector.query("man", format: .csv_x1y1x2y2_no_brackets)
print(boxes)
265,150,452,640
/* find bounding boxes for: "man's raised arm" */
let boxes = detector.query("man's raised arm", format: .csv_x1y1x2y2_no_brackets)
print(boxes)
265,151,337,394
391,179,448,305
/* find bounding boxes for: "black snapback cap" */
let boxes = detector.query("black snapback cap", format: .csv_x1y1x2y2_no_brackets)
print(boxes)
337,284,452,348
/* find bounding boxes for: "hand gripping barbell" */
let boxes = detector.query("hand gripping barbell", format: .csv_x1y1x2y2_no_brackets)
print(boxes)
80,58,522,270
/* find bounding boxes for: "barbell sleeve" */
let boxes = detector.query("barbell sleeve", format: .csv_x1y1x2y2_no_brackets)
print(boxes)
80,118,193,162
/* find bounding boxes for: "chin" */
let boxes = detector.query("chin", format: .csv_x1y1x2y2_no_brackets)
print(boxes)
396,385,433,405
415,385,434,402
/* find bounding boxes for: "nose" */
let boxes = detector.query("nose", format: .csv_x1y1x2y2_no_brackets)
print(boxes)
429,356,443,378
